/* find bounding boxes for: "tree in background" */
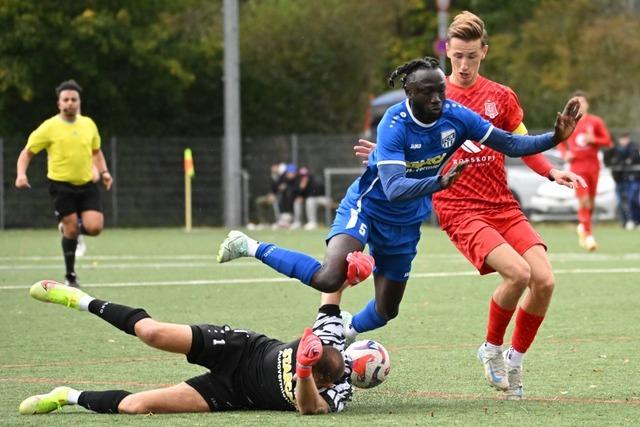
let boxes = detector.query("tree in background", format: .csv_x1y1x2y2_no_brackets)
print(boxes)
486,0,640,129
239,0,401,134
0,0,638,137
0,0,223,137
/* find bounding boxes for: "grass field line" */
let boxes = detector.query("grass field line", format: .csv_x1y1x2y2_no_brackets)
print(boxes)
2,355,179,369
388,335,636,351
3,377,638,406
3,259,639,271
4,336,635,371
0,377,173,388
382,389,640,406
0,252,639,262
1,266,639,290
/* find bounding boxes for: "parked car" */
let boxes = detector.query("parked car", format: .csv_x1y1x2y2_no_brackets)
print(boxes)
507,149,616,222
505,150,565,216
528,165,617,222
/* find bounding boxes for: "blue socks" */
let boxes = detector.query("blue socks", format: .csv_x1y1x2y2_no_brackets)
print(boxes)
255,243,321,286
351,299,387,333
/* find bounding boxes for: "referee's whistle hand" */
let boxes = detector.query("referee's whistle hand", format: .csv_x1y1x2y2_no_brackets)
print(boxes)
102,173,113,191
15,176,30,189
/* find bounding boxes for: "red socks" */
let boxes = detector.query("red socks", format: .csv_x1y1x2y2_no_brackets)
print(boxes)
511,307,545,353
578,207,592,235
486,298,515,346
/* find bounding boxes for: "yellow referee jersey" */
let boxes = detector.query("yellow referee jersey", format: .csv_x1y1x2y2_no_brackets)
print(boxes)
26,114,101,185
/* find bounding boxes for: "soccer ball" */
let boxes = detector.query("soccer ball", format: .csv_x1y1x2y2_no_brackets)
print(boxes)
345,339,391,389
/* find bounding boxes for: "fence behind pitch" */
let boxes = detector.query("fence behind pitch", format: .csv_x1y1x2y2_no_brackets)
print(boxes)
0,134,360,229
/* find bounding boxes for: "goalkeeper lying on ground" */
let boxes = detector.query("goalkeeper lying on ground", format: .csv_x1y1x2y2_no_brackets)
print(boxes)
19,280,353,415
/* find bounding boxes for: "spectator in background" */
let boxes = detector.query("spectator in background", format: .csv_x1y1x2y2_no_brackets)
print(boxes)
250,162,285,230
274,163,298,229
558,91,612,251
292,167,331,230
604,133,640,229
15,79,113,288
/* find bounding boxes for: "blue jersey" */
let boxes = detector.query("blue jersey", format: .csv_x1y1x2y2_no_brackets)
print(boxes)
342,99,555,225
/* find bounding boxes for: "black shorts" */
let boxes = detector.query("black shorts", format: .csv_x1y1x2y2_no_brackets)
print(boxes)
48,180,102,221
185,324,257,412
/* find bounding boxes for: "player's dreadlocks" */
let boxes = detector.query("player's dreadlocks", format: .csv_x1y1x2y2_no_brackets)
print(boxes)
387,57,441,89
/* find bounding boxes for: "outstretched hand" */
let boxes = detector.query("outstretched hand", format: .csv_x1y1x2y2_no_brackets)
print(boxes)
549,169,587,189
296,328,323,379
354,139,376,165
439,162,466,189
553,97,583,143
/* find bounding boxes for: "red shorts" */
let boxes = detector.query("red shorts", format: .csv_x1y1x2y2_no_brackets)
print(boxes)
442,208,546,275
571,168,599,198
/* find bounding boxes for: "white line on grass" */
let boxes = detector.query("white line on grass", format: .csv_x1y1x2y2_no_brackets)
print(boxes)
1,267,638,290
0,262,256,270
0,253,638,262
1,253,638,271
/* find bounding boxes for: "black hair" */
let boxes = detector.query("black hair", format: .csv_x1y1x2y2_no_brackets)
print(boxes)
387,57,441,89
55,79,82,97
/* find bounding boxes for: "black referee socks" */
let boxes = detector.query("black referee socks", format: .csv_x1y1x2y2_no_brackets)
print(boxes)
88,299,151,336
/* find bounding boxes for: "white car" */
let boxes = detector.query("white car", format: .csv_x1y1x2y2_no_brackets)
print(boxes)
506,150,617,222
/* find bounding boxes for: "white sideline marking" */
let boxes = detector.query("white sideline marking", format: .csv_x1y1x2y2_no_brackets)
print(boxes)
1,267,638,290
0,253,638,262
0,262,259,270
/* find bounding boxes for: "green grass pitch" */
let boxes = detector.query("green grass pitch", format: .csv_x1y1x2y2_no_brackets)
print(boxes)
1,224,639,425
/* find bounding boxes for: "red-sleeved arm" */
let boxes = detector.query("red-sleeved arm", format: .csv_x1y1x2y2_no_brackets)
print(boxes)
593,117,613,148
556,142,568,159
522,154,554,178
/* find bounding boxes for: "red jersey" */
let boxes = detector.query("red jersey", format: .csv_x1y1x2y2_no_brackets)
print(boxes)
558,113,612,171
433,75,554,228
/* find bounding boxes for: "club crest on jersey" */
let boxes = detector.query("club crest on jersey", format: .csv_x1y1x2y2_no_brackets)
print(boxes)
440,129,455,148
484,100,499,119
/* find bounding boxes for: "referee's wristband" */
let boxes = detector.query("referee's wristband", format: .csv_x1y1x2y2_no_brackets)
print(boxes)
99,170,110,176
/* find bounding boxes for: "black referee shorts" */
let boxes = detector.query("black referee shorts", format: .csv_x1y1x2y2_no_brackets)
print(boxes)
185,324,255,411
48,180,102,221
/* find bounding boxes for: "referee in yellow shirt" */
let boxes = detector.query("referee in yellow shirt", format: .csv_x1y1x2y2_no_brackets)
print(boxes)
15,80,113,288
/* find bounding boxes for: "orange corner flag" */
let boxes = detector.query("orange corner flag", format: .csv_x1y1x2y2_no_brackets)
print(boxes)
184,148,195,178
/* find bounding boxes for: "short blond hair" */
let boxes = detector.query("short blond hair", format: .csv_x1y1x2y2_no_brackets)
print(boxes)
447,11,488,46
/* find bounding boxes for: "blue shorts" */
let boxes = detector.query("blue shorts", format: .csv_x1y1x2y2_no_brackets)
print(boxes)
327,202,421,282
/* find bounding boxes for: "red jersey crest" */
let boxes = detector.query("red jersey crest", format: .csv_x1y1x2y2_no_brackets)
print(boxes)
484,100,499,119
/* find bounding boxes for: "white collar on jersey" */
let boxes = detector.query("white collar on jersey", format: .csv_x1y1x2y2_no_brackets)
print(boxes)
405,99,438,128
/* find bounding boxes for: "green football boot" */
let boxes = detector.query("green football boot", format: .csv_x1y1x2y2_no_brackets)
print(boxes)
19,386,74,415
29,280,87,309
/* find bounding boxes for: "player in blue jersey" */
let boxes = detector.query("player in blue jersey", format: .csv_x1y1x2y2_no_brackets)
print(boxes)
217,57,581,335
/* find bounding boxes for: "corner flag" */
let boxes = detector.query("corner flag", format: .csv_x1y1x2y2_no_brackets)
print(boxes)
184,148,195,231
184,148,195,178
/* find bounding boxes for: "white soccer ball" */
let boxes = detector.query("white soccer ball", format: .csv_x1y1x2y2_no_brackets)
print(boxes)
345,339,391,389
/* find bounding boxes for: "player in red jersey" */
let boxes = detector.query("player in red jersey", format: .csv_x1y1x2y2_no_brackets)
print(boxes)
557,91,613,251
352,11,585,399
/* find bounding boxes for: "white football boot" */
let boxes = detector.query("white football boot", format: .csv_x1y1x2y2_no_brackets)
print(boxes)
477,343,509,391
341,310,358,347
217,230,250,263
503,351,524,400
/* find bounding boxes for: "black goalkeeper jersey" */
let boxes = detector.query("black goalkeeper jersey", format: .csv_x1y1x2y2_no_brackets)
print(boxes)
234,335,300,410
234,305,352,412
